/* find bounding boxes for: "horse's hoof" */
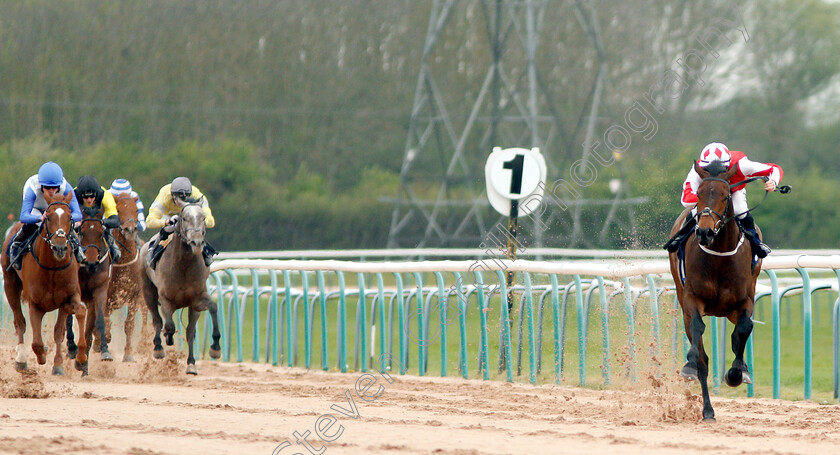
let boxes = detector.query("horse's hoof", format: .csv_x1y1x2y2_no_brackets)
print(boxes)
92,343,101,353
680,365,699,382
100,351,114,362
209,348,221,360
123,355,134,363
725,368,743,387
702,417,716,423
186,364,198,375
74,360,88,374
153,349,165,359
36,355,47,365
67,348,79,359
742,372,753,385
165,334,174,346
52,365,65,376
15,362,27,371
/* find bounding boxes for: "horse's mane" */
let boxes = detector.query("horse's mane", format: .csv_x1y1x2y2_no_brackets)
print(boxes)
703,160,729,178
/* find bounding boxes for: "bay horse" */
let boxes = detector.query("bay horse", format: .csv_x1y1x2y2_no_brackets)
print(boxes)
668,161,761,421
98,192,146,362
140,202,221,374
66,209,113,363
0,191,88,375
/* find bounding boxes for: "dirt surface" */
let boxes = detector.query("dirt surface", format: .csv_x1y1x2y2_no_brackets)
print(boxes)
1,345,840,455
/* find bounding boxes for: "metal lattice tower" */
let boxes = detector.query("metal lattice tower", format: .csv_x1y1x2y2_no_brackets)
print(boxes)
387,0,637,248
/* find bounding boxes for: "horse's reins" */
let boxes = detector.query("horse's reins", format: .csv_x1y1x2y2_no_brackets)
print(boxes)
32,201,74,271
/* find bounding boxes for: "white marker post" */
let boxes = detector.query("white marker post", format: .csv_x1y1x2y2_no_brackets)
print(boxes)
485,146,547,311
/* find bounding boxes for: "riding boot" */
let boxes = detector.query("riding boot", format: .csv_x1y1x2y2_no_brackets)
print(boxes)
664,214,697,253
148,228,171,269
104,230,121,262
70,230,85,263
202,242,218,267
738,213,771,258
7,223,38,271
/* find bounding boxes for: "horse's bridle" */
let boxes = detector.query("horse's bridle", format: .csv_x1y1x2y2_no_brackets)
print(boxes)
40,201,72,249
175,203,206,242
77,217,109,268
694,177,733,237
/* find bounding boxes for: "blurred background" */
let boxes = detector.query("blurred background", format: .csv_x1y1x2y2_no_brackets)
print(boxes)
0,0,837,251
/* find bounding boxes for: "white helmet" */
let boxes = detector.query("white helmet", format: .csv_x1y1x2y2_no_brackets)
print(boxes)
699,142,731,167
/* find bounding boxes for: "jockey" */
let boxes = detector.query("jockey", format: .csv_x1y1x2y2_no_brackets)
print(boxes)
664,143,783,258
7,161,84,270
74,175,122,262
146,176,217,268
109,178,147,232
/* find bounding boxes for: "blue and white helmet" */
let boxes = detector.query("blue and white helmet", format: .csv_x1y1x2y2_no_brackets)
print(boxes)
110,178,133,194
37,161,64,187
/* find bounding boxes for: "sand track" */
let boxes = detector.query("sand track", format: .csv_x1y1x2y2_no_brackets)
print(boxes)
1,348,840,455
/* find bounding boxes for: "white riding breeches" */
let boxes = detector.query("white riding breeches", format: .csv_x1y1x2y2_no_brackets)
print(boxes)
689,188,749,219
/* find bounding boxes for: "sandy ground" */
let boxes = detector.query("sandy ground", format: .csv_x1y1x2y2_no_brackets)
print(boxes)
1,341,840,455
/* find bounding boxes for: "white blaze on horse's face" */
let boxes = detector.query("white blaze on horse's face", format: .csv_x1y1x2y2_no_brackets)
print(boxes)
178,205,206,255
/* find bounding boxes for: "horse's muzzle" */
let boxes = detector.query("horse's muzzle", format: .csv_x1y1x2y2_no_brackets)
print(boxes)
52,244,68,259
696,227,715,246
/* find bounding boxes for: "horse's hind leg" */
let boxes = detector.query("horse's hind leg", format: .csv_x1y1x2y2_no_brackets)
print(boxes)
726,309,753,387
123,304,137,362
91,287,113,361
52,308,68,375
185,308,201,375
66,314,78,359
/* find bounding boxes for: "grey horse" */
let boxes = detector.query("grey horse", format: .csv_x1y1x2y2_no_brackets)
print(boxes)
140,203,221,374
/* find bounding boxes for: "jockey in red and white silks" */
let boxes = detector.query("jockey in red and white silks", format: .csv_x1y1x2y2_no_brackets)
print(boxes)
665,142,784,258
681,143,783,219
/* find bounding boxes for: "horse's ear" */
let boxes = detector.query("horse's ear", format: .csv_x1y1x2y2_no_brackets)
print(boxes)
722,161,739,182
63,191,73,204
133,196,139,203
693,161,710,179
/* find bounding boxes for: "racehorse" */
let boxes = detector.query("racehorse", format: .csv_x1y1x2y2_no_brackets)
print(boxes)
0,191,88,375
95,192,146,362
140,202,221,374
66,209,113,363
668,161,761,421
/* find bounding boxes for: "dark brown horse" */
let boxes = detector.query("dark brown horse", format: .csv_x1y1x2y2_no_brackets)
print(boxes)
1,191,88,375
140,203,221,374
66,209,113,362
100,192,146,362
669,161,761,421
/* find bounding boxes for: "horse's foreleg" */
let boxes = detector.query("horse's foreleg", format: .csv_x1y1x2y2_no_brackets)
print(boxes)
205,296,222,359
185,308,201,375
72,297,89,375
726,309,753,387
123,304,137,362
159,298,176,346
682,309,715,421
65,314,78,359
92,287,113,361
28,305,47,365
52,308,67,375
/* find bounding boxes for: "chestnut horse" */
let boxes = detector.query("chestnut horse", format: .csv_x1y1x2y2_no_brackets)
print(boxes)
140,202,221,374
1,191,88,375
66,210,113,362
99,192,146,361
668,161,760,421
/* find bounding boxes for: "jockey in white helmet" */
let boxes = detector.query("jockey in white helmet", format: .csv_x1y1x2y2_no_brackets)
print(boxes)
665,143,783,258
